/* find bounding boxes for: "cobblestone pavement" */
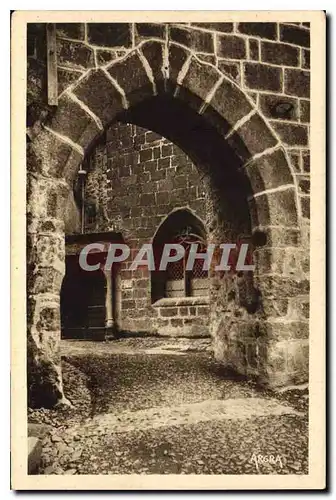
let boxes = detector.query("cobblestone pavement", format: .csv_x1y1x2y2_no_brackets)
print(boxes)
29,338,309,475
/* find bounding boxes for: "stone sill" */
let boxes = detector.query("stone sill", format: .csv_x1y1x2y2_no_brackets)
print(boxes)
152,296,210,308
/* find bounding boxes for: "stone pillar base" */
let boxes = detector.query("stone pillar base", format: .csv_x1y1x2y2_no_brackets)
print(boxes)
105,325,117,340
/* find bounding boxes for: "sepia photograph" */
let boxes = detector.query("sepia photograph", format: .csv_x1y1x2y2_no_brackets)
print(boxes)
11,10,325,490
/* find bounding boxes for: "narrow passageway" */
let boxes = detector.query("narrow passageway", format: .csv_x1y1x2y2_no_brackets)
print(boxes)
29,338,308,475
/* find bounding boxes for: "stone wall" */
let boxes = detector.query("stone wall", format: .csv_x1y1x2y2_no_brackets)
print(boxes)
26,21,311,406
84,122,212,336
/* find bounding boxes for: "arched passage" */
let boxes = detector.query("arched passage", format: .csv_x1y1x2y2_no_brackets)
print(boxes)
27,41,308,406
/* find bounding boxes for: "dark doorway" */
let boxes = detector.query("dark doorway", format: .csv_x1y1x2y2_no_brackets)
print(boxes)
60,256,106,340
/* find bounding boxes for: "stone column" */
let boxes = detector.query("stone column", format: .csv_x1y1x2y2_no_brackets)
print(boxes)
103,269,115,339
27,171,71,408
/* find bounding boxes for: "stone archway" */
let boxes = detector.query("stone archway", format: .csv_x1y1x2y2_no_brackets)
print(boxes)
27,41,308,407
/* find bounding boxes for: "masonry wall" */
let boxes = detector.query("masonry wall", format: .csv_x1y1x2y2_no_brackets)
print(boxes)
84,122,212,337
26,21,312,400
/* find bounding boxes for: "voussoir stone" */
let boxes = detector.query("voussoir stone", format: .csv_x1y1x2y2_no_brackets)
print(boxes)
72,69,124,126
107,52,154,107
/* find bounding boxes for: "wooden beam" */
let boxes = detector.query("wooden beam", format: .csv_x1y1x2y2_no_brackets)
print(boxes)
46,23,58,106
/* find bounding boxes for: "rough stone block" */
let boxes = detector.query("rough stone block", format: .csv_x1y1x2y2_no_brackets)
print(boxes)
206,78,252,131
56,23,85,40
298,177,310,194
29,129,83,179
73,69,124,126
169,26,214,53
108,52,154,106
191,23,234,33
49,95,100,148
168,43,189,84
244,62,282,92
260,41,299,66
253,187,298,227
280,24,310,48
248,39,260,60
252,226,300,247
300,196,310,219
302,49,310,69
302,153,310,172
180,57,220,103
270,122,308,146
57,67,83,95
299,99,310,123
136,23,165,39
238,22,278,40
141,41,165,88
229,113,278,161
87,23,131,47
216,35,247,59
258,93,298,121
244,148,294,194
286,340,309,380
57,39,94,70
217,60,240,82
284,68,310,98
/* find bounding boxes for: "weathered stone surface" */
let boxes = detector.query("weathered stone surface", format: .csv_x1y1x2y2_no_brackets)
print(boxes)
136,23,165,39
168,43,189,84
300,196,310,219
302,49,310,69
260,41,300,67
244,62,282,92
87,23,131,47
238,22,278,40
299,99,310,123
191,23,234,33
107,52,154,106
57,39,94,70
169,26,214,53
279,24,310,48
57,67,83,95
244,148,294,194
180,57,220,103
298,177,310,195
207,78,252,130
27,130,82,179
254,246,307,278
56,23,85,40
302,153,310,173
248,39,259,60
49,95,101,148
270,122,308,146
229,113,278,162
216,35,247,59
258,93,298,121
73,69,124,125
217,60,240,82
141,41,165,88
253,188,298,227
284,69,310,98
253,226,300,247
